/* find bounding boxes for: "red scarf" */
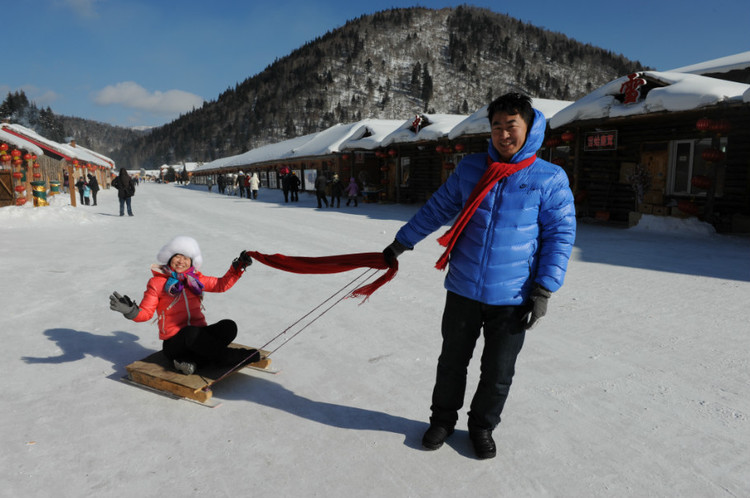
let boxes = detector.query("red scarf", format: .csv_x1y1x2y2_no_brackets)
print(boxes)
246,251,396,300
435,155,536,270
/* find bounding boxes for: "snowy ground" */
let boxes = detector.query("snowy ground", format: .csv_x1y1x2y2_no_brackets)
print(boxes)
1,183,748,497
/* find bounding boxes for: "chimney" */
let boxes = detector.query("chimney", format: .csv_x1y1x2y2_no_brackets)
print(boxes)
69,140,77,147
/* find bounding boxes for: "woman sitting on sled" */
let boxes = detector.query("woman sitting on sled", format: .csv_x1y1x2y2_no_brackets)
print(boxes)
109,235,258,375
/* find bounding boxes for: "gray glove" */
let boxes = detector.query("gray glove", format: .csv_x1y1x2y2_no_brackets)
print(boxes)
109,291,139,319
521,285,552,330
383,239,410,266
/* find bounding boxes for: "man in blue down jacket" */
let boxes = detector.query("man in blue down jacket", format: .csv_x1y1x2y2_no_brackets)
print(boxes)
383,93,576,459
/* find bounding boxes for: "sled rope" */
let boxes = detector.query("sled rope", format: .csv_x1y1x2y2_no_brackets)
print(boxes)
198,268,380,393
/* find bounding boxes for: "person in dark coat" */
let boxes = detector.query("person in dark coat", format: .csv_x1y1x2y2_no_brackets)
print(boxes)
287,172,300,202
329,174,344,208
382,93,576,460
111,168,135,216
74,176,87,205
314,173,329,208
87,173,100,206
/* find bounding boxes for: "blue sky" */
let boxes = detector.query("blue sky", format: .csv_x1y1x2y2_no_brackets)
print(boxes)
4,0,747,129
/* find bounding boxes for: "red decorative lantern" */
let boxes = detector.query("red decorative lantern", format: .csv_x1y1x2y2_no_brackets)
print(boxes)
696,118,712,131
11,149,21,158
33,172,42,179
435,145,444,154
710,119,731,134
341,154,349,161
16,197,27,206
691,175,712,190
73,160,79,166
388,149,397,157
12,171,23,179
14,185,25,192
544,137,561,148
561,131,575,142
33,162,40,168
23,153,32,161
1,154,10,163
443,162,455,170
677,200,699,216
454,143,465,152
0,143,8,152
701,148,725,162
13,159,22,166
442,146,452,154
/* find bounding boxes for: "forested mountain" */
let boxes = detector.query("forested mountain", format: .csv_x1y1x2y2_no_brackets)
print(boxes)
6,6,647,170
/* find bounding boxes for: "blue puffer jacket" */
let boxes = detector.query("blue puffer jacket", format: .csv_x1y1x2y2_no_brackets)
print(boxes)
395,109,576,305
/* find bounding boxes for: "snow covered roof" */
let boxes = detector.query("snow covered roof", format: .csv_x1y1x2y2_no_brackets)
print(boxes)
1,123,113,168
550,71,750,129
194,99,571,172
379,114,466,147
197,119,404,172
0,127,44,156
448,98,573,139
668,51,750,75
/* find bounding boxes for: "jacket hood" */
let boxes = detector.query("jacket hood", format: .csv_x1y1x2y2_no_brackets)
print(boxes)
488,108,546,164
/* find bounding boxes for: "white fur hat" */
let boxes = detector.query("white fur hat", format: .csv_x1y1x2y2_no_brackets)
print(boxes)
157,236,203,270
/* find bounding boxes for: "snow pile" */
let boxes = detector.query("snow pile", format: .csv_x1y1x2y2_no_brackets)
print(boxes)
0,194,100,228
630,213,716,237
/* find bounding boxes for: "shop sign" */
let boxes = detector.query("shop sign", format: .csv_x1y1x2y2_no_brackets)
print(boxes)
584,130,618,151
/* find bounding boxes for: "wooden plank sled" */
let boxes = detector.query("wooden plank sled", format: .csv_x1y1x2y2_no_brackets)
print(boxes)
124,343,272,404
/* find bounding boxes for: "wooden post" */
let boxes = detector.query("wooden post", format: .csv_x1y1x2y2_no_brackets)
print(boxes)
68,164,76,207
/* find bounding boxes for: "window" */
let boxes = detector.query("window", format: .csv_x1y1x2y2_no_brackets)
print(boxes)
668,138,726,196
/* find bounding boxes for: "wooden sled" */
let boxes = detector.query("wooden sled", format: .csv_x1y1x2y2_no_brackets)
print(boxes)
124,343,272,405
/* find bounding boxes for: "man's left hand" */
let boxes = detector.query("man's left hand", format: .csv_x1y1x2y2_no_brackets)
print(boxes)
521,285,552,330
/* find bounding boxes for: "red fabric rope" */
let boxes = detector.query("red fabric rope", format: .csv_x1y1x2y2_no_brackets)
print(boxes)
246,251,397,299
435,155,536,270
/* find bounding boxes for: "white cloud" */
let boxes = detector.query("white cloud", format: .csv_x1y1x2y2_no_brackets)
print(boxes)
93,81,204,115
63,0,102,18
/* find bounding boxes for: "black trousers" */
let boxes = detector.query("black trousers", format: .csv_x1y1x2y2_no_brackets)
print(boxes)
162,319,238,366
430,291,526,432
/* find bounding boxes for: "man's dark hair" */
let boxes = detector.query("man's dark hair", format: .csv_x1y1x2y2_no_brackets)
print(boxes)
487,93,535,129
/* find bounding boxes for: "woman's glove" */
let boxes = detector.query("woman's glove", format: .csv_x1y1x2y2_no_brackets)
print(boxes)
109,292,139,319
382,239,410,266
232,250,254,271
521,285,551,330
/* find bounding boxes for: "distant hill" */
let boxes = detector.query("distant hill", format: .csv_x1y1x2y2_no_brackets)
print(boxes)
8,6,648,170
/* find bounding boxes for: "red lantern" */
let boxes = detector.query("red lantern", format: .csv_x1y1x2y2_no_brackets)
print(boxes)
454,143,465,152
677,200,699,216
561,131,575,142
73,160,79,166
544,137,561,148
11,149,21,158
16,197,27,206
13,159,22,166
696,118,712,131
0,143,8,152
33,172,42,179
341,154,349,161
711,119,731,134
435,145,444,154
33,162,40,168
691,175,712,190
12,171,23,179
701,148,725,162
1,154,10,163
443,162,455,170
388,149,397,157
443,146,452,154
14,185,25,192
23,153,31,161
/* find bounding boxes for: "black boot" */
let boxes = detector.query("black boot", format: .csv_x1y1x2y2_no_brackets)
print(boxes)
422,425,454,450
469,429,496,459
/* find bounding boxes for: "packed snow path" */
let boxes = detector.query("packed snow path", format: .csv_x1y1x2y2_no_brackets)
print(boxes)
2,183,748,496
